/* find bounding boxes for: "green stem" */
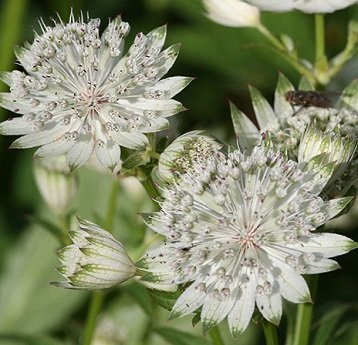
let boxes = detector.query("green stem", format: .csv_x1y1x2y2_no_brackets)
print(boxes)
257,24,316,86
209,325,225,345
105,180,119,233
82,292,104,345
292,275,319,345
262,320,279,345
314,14,329,84
81,180,119,345
139,170,161,211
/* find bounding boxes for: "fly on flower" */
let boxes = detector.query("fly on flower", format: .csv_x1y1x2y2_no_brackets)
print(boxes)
284,91,331,108
0,11,191,171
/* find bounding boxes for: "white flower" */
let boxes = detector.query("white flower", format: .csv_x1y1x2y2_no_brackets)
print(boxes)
244,0,357,13
203,0,260,28
232,75,358,157
0,12,191,171
53,217,136,289
33,156,78,215
158,131,222,182
137,143,355,335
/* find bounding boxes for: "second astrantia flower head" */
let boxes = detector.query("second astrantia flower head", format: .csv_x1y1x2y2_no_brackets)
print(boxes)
0,12,191,171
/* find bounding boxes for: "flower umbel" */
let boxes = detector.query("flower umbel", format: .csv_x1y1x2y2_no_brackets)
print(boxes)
53,217,136,289
138,143,355,335
0,12,191,171
158,131,222,182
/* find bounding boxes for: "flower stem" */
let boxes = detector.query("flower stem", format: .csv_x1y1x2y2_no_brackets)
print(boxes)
138,169,161,210
81,179,119,345
209,325,225,345
292,275,319,345
257,24,316,86
82,292,104,345
262,320,279,345
314,14,329,85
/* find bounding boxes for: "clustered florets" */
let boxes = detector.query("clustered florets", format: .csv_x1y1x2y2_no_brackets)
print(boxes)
138,144,354,335
0,12,190,171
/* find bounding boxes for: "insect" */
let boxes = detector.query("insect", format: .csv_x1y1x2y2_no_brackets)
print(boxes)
284,90,331,108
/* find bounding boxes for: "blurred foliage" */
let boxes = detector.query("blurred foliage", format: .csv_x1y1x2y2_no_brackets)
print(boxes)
0,0,357,344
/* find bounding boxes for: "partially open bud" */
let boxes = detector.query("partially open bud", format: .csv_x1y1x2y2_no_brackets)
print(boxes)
203,0,260,28
158,131,222,182
33,156,78,215
53,217,136,290
298,125,356,166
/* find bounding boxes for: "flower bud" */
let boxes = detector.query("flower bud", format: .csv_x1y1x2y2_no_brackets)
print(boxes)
298,125,356,167
158,131,222,182
33,156,78,215
203,0,260,28
53,217,136,290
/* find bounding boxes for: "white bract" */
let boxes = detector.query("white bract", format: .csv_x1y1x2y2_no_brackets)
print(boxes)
0,12,190,171
54,217,136,289
138,143,355,335
158,131,222,182
33,156,78,215
245,0,357,13
203,0,260,28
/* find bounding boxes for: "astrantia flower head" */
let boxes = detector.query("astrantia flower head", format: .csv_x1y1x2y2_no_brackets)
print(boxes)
138,142,356,335
158,131,222,182
0,12,191,171
53,217,136,289
244,0,357,13
233,75,358,157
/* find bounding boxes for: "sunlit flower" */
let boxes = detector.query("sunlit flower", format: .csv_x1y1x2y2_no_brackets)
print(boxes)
203,0,260,28
137,143,355,335
33,156,78,215
0,12,190,171
244,0,357,13
158,131,222,182
53,217,136,289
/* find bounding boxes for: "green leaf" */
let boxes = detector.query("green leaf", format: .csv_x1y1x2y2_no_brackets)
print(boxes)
249,86,278,130
154,327,212,345
0,334,65,345
0,225,87,334
150,289,182,311
229,101,259,151
123,282,154,317
312,305,351,345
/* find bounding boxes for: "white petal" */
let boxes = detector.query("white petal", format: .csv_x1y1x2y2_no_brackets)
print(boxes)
256,282,282,325
170,281,206,318
10,125,68,149
34,139,74,158
0,117,32,135
147,25,167,51
286,233,355,258
249,86,278,130
141,117,169,133
201,288,237,331
152,44,181,81
66,134,94,170
95,140,121,172
142,77,193,98
274,73,295,118
228,278,256,337
323,197,353,220
272,257,311,303
305,258,340,274
0,92,32,113
111,131,148,150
